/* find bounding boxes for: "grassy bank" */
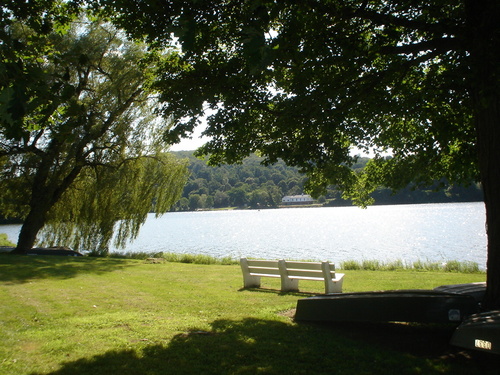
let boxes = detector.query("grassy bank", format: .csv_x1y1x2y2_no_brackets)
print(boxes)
109,251,485,273
0,255,497,375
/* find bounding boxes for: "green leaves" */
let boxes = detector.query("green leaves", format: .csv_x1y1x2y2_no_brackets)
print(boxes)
40,154,188,255
98,1,479,199
1,18,189,252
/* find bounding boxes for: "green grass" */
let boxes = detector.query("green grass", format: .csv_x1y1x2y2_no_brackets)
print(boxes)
0,254,496,375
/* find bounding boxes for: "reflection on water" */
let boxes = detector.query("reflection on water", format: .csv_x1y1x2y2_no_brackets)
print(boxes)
1,202,487,268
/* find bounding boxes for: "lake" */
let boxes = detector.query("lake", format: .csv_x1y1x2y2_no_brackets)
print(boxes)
1,202,487,268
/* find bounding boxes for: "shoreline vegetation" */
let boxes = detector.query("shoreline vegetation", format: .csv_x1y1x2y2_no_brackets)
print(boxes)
0,242,484,273
0,254,495,375
0,233,15,247
106,251,484,273
0,150,484,226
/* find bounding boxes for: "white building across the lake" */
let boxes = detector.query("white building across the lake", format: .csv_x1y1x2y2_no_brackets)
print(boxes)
281,194,315,205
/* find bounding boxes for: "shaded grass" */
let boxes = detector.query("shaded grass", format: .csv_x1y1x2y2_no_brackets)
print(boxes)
0,255,135,284
0,255,496,375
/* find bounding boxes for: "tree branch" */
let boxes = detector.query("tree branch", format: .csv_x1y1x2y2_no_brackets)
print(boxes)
347,6,462,36
379,37,463,55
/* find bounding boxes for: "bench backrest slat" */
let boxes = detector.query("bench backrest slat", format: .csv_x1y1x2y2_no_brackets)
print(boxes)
286,269,325,278
285,261,335,272
244,259,335,277
284,261,321,270
246,259,279,268
247,266,281,276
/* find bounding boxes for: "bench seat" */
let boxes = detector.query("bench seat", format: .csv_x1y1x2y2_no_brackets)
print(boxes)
240,258,344,294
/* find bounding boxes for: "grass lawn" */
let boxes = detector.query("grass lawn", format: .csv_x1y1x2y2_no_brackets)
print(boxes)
0,255,497,375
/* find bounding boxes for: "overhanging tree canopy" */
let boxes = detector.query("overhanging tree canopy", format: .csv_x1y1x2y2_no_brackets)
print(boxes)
0,17,189,255
100,0,500,308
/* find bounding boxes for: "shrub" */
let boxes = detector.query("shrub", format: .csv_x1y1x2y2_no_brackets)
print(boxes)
385,259,406,271
339,259,483,273
361,260,381,271
340,260,362,270
0,233,15,247
109,251,238,265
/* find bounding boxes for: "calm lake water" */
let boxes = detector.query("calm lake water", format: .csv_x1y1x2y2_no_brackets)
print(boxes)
1,202,487,268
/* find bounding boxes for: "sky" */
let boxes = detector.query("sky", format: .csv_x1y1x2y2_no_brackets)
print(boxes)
169,126,380,156
168,117,382,156
169,109,213,152
169,125,209,151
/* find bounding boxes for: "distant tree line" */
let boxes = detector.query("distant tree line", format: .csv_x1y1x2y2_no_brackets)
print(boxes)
1,151,484,222
171,152,483,211
171,152,307,211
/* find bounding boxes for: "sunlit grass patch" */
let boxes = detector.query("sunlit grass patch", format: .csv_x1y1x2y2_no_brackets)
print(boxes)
0,255,492,375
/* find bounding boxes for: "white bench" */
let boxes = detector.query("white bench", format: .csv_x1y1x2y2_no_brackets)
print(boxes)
240,258,344,294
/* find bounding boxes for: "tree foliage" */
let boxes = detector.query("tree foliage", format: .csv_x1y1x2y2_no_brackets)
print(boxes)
100,1,478,195
40,154,187,255
174,152,482,211
174,152,308,209
0,18,188,254
100,0,500,308
0,1,82,131
2,1,499,306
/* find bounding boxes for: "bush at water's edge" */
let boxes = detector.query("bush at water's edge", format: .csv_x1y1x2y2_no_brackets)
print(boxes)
0,233,15,247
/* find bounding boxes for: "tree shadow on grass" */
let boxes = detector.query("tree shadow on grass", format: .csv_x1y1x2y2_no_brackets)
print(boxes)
238,286,320,297
32,318,499,375
0,254,135,284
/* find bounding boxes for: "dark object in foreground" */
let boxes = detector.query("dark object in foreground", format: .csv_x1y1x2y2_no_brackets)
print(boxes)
1,246,82,256
295,290,479,324
28,247,83,256
15,247,83,257
295,282,500,355
450,310,500,355
434,282,487,304
1,246,83,256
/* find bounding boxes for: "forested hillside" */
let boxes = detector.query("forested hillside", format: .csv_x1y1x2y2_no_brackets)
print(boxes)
172,152,483,211
0,151,485,222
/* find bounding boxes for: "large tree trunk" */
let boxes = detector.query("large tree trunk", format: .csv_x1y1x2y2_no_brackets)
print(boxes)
11,206,49,254
9,138,86,254
10,185,54,254
477,102,500,310
468,0,500,310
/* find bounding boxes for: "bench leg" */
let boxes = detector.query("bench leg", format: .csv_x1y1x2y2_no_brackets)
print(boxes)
243,274,261,288
240,258,261,288
281,277,299,292
324,274,345,294
324,278,343,294
321,262,344,294
279,259,299,292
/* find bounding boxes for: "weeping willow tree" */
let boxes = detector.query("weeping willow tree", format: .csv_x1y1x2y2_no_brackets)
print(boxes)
39,154,187,256
0,18,188,255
